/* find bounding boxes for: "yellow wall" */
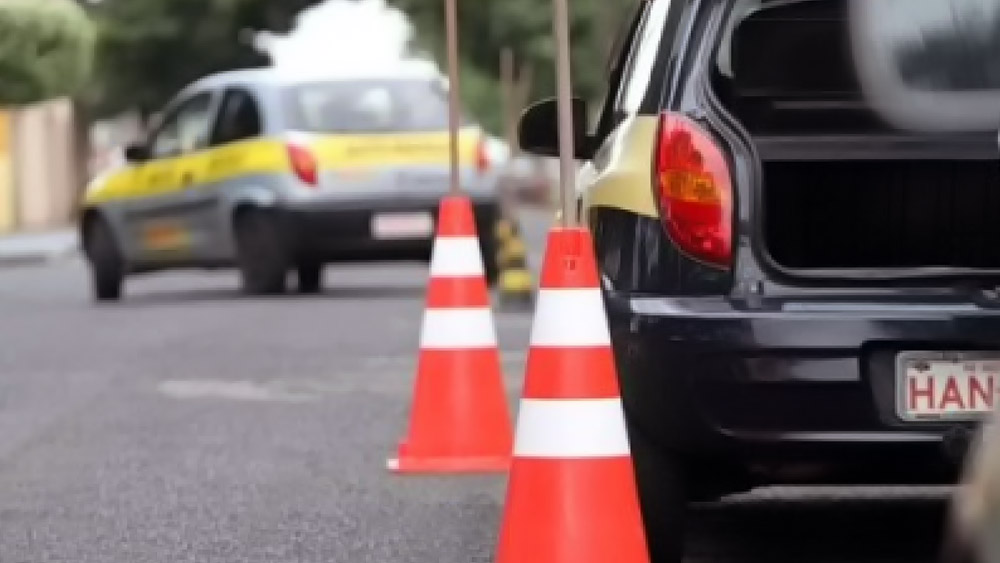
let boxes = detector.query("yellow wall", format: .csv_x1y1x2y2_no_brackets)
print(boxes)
0,111,13,233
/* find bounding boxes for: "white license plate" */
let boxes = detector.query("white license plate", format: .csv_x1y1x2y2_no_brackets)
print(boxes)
897,352,1000,421
371,212,434,240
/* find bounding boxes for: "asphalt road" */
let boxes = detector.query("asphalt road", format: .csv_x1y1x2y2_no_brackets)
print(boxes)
0,207,953,562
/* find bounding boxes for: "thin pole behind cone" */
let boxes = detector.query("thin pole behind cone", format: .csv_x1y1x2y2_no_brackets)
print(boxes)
552,0,576,228
445,0,462,195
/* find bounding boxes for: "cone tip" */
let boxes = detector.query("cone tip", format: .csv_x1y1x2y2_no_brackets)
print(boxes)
437,195,478,237
540,226,600,290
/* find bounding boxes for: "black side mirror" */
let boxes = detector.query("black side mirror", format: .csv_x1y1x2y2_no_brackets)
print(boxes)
517,97,594,160
123,143,150,163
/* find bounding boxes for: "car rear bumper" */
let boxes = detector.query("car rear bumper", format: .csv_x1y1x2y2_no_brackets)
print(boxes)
607,292,1000,484
278,195,499,262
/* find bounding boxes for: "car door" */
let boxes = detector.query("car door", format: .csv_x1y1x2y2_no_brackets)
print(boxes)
202,86,267,259
125,90,219,264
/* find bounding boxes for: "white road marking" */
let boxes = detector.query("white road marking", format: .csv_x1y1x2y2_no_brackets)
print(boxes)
157,380,320,403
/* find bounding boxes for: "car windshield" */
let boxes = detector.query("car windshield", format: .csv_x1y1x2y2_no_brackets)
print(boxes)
284,79,468,133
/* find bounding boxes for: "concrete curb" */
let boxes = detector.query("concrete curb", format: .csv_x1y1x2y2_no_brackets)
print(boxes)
0,232,79,268
0,246,78,268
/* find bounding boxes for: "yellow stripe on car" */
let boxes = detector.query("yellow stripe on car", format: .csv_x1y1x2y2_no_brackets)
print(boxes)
584,115,661,218
83,128,480,206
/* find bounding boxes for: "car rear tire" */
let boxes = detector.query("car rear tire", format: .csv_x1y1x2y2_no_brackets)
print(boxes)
235,208,289,295
296,260,323,294
626,415,688,563
479,218,501,289
84,216,124,302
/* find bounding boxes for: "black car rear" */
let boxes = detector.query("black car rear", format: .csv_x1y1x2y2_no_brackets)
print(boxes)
576,1,1000,561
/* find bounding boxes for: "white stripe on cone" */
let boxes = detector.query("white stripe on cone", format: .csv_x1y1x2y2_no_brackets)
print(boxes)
420,308,498,349
513,398,631,458
530,288,612,347
429,237,485,277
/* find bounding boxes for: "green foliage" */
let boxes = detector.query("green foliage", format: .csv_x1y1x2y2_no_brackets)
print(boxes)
85,0,324,119
0,0,97,106
385,0,637,135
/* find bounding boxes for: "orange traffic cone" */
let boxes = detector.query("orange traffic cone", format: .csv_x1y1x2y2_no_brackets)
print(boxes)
388,195,513,474
495,226,649,563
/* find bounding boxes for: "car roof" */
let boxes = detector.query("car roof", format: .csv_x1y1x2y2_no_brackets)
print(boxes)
185,61,446,94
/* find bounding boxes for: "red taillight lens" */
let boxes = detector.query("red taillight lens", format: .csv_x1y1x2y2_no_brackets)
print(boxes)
475,138,491,174
287,144,318,186
654,112,733,269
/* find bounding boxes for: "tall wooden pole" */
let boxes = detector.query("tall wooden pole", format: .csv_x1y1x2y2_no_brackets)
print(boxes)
498,48,518,220
445,0,461,194
552,0,576,227
500,48,517,158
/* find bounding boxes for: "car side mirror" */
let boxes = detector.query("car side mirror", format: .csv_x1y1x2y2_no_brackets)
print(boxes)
517,97,595,160
123,143,150,163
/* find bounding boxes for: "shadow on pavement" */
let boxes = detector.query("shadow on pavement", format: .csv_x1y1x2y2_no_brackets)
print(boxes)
115,284,426,306
687,496,947,563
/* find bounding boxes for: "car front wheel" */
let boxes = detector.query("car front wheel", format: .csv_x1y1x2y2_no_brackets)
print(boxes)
84,216,125,302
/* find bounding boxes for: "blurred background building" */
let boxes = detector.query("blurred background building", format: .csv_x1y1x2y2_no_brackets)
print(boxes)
0,101,79,235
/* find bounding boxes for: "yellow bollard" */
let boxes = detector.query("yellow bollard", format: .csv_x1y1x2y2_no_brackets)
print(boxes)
494,218,535,308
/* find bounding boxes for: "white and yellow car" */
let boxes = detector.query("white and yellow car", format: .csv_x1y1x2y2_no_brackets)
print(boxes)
80,68,502,300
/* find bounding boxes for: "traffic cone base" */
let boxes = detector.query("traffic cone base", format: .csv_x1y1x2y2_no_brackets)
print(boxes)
497,458,647,562
387,454,510,473
389,194,513,474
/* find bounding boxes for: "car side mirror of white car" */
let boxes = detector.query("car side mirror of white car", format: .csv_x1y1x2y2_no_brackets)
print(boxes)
124,143,151,164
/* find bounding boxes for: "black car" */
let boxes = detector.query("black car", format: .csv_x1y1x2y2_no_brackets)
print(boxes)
518,0,1000,560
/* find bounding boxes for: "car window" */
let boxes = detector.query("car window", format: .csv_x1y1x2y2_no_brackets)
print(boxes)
284,79,470,133
715,0,1000,134
617,0,675,114
149,93,214,159
210,88,263,146
591,2,649,139
849,0,1000,132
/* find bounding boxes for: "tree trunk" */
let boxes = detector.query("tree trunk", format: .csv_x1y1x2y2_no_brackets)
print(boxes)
69,97,91,215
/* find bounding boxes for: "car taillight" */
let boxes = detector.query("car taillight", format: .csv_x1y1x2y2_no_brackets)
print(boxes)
653,112,733,270
287,144,318,187
475,138,491,174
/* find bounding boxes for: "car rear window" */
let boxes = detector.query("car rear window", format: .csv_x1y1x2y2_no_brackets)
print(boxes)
284,79,469,133
714,0,1000,134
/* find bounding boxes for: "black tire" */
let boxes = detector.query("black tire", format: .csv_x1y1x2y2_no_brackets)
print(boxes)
84,217,124,302
296,260,323,294
626,415,688,563
478,217,501,288
234,208,289,295
940,524,979,563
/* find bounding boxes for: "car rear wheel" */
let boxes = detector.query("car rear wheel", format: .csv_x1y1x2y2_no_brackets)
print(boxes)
479,218,501,289
84,216,124,302
296,260,323,294
627,415,688,563
235,208,289,295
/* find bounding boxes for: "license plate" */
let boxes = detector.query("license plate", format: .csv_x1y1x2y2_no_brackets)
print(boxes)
142,221,191,251
897,351,1000,421
396,172,449,190
371,212,434,240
